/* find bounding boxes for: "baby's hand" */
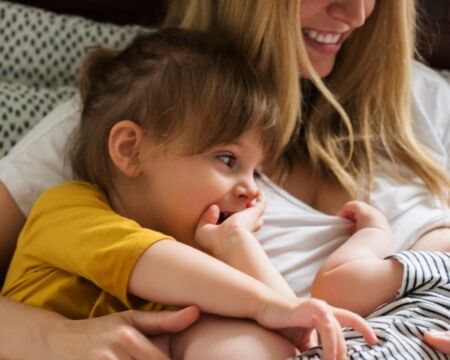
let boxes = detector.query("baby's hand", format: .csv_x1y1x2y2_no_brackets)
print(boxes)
257,297,378,360
339,200,390,235
194,192,265,256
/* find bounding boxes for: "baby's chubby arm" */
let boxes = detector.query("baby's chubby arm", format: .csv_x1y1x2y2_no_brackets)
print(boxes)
312,201,403,317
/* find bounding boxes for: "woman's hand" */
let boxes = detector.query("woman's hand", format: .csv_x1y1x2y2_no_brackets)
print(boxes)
1,297,199,360
424,330,450,354
46,307,199,360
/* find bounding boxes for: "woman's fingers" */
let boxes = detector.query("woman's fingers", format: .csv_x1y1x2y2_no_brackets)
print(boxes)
423,331,450,354
122,306,200,335
105,307,200,359
115,328,170,360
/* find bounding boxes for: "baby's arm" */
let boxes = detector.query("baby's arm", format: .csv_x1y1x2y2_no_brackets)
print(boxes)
311,201,403,317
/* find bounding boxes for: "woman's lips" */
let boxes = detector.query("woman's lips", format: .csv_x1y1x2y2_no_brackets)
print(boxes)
303,28,345,54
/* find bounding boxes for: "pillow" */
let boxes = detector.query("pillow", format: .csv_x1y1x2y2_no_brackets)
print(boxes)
0,1,148,157
0,81,76,157
0,1,145,88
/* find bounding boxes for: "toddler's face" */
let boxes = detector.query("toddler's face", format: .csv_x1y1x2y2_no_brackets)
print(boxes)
133,128,264,246
300,0,376,77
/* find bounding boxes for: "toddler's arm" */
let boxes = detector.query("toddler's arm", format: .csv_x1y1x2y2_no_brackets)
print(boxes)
311,201,403,317
129,238,378,355
194,194,295,297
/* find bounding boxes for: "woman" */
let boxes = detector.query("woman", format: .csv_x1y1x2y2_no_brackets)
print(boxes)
0,0,449,358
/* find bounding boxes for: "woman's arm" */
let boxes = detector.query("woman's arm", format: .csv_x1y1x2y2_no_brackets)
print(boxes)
0,182,26,282
0,296,199,360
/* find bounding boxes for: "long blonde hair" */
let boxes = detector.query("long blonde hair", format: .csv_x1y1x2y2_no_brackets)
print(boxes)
165,0,450,200
306,0,450,199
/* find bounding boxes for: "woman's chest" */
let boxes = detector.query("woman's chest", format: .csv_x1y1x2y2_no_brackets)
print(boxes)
282,162,351,216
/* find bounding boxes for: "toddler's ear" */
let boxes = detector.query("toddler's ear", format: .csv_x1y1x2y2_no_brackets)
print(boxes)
108,120,144,177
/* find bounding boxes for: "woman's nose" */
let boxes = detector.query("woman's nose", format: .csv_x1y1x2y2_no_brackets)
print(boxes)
328,0,371,29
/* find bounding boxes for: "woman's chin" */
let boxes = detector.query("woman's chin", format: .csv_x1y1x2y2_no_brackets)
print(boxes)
311,59,335,78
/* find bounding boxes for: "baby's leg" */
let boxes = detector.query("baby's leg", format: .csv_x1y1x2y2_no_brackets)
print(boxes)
170,314,296,360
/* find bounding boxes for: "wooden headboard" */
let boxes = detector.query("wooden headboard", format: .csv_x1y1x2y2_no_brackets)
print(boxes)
418,0,450,69
9,0,450,70
10,0,169,26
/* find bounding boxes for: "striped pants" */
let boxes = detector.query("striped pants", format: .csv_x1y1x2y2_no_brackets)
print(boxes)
297,252,450,360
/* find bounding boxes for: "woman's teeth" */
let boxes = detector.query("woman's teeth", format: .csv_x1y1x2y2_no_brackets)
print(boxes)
303,29,341,45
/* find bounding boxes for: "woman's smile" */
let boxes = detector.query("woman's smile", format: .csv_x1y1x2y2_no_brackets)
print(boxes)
302,28,344,54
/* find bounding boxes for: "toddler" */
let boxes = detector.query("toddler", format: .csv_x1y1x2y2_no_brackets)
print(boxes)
1,29,376,359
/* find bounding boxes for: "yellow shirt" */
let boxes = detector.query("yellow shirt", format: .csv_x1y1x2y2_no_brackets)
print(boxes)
2,181,172,318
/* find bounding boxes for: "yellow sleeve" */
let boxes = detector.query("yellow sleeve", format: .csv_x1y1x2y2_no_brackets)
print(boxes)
13,181,172,306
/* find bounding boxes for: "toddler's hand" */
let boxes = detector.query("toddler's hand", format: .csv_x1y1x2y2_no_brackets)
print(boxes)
194,192,265,256
257,297,378,360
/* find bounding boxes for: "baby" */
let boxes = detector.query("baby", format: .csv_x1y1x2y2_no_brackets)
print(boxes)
300,201,450,358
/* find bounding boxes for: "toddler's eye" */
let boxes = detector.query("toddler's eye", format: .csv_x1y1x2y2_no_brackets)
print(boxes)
217,154,236,168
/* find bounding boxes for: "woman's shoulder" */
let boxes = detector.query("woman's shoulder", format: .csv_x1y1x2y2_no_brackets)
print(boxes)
411,61,450,99
410,61,450,151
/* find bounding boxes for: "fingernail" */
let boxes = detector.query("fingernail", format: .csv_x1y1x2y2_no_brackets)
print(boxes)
427,331,447,339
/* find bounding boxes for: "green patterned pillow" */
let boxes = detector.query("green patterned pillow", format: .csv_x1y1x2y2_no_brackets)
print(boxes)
0,81,76,157
0,1,147,157
0,1,145,87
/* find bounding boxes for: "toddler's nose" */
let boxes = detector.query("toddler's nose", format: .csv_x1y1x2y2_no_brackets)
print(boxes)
234,177,258,206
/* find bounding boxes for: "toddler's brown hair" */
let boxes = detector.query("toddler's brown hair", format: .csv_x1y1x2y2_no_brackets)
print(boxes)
71,28,281,194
